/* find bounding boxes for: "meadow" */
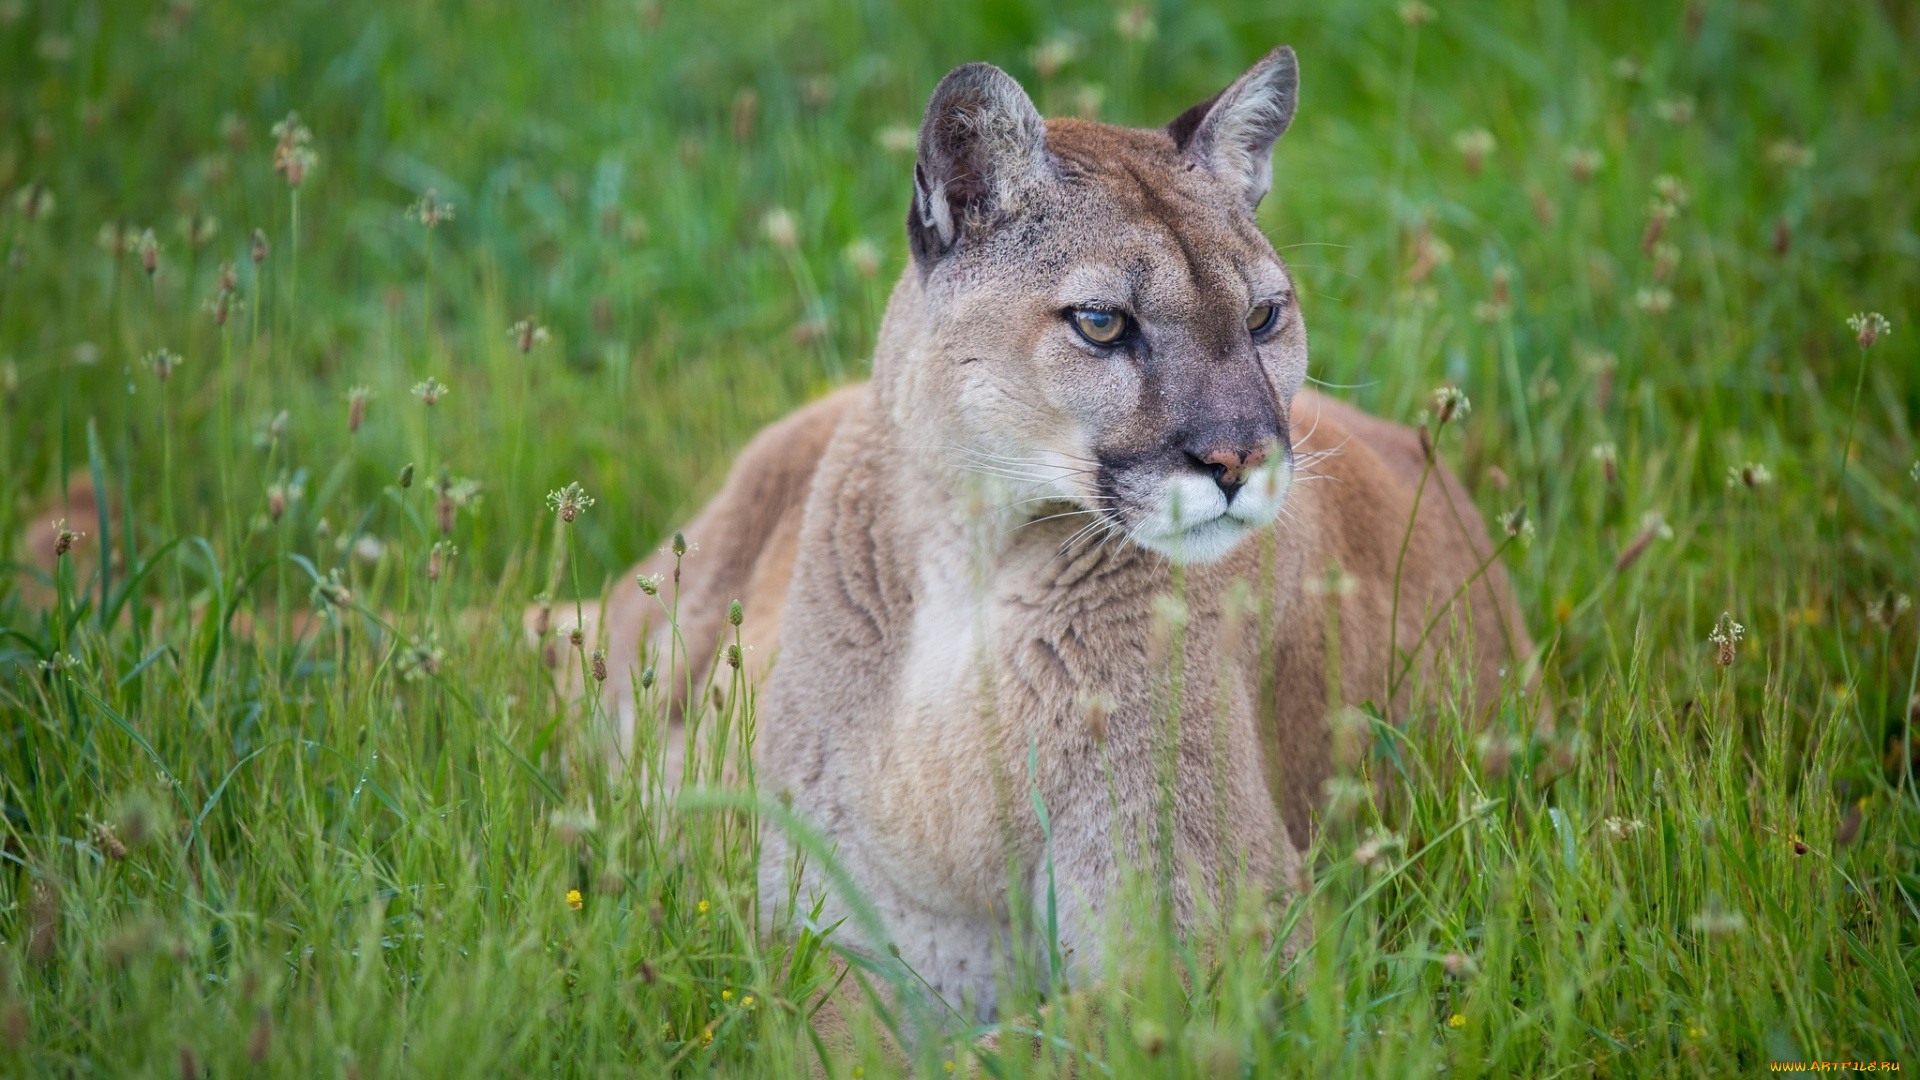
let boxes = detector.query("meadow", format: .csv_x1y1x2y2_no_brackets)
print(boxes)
1,0,1917,1074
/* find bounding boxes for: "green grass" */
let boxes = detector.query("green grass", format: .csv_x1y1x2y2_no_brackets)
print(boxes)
2,0,1918,1074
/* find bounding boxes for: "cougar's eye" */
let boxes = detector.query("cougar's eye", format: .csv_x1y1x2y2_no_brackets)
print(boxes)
1246,303,1278,334
1071,308,1129,346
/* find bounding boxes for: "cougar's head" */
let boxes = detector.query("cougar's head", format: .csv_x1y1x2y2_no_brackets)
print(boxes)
881,47,1306,564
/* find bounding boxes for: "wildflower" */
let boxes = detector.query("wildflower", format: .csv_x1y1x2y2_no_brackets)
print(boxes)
727,599,744,627
1564,146,1602,183
397,634,445,681
1478,266,1513,321
1634,287,1674,315
1030,35,1077,79
568,627,585,648
1452,128,1495,174
1352,829,1402,868
1651,240,1680,282
876,125,918,155
1499,504,1534,546
1612,511,1674,572
204,285,236,326
724,643,743,670
761,207,798,249
1429,385,1471,428
547,482,595,523
427,541,457,583
89,819,127,860
405,189,454,228
1404,223,1451,284
508,318,550,353
271,112,317,188
1846,311,1889,351
1764,139,1814,169
590,650,607,682
311,568,351,610
636,572,661,596
1687,1023,1707,1039
1591,442,1618,484
844,237,881,279
411,377,447,406
147,348,182,382
346,386,372,433
1398,1,1436,25
52,518,85,557
179,212,219,249
640,666,656,690
1687,908,1745,937
696,899,710,915
251,228,269,267
1442,952,1477,977
566,888,584,911
220,111,247,150
1866,591,1912,629
1447,1013,1466,1029
398,462,415,489
721,989,733,1002
1641,195,1679,254
1603,816,1646,841
1708,612,1744,668
672,531,688,557
1652,96,1694,124
267,483,289,522
1725,462,1771,489
136,228,162,277
11,181,55,221
97,220,133,257
740,995,754,1009
1115,5,1155,41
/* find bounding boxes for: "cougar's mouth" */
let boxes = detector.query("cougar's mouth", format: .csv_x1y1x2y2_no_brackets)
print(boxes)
1099,446,1293,564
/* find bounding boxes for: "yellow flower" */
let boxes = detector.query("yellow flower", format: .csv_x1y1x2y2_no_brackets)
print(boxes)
701,1022,716,1048
721,989,733,1001
1447,1013,1466,1029
1688,1024,1707,1039
741,995,754,1008
943,1062,956,1074
566,888,583,911
697,899,710,915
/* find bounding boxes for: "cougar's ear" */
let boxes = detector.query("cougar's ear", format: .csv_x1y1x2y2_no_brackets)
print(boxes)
909,62,1051,263
1167,46,1299,211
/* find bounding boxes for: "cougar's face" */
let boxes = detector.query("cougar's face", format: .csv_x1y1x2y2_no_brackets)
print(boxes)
910,120,1308,564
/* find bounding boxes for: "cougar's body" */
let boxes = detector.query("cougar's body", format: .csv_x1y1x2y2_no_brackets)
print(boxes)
587,48,1528,1018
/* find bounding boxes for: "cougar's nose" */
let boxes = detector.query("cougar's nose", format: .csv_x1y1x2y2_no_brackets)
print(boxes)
1189,444,1269,499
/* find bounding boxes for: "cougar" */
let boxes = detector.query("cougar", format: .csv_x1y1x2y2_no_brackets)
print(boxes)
587,45,1528,1020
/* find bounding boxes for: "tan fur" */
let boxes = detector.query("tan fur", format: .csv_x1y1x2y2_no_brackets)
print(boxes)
583,48,1528,1021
